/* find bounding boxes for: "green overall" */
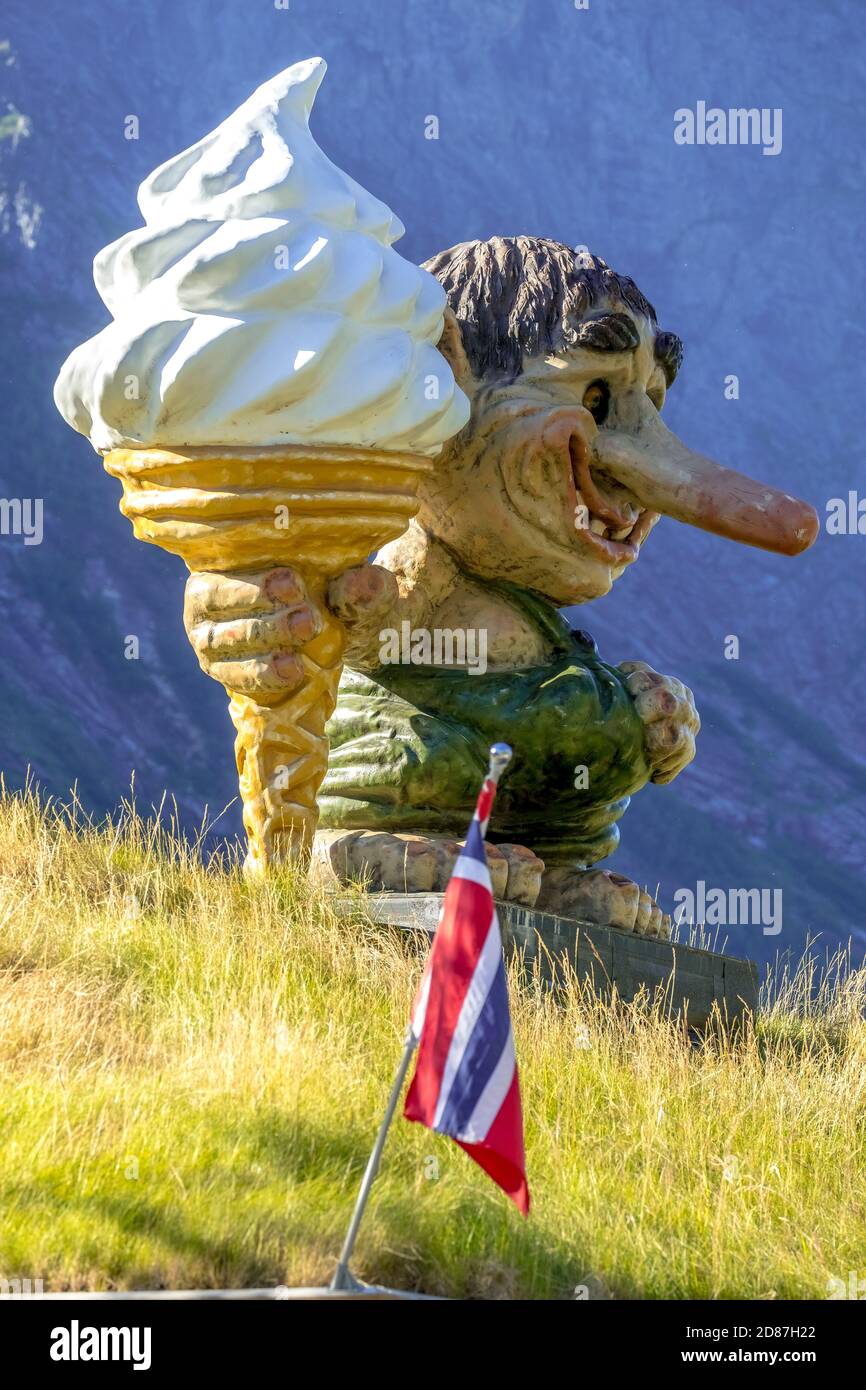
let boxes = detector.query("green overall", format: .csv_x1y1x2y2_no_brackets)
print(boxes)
319,583,651,867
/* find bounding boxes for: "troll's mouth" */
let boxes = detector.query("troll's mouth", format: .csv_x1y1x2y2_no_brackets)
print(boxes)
570,440,657,564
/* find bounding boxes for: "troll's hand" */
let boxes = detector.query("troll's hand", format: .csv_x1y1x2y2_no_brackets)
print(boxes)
183,564,399,698
620,661,700,784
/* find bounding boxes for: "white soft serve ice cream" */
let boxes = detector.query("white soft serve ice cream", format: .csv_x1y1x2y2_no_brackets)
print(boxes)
54,57,469,455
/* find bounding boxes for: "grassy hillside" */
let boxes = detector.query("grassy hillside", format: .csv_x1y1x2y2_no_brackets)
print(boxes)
0,783,864,1299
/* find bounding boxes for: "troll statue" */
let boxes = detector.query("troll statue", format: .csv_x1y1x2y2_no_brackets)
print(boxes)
183,237,818,935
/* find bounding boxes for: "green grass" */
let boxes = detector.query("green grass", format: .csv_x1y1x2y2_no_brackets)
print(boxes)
1,781,864,1299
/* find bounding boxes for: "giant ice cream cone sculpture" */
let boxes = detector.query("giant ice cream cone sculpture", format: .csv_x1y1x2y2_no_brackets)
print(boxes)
54,59,468,871
103,442,431,869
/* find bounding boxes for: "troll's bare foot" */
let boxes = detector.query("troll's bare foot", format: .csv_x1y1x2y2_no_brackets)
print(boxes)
536,867,672,938
312,830,544,906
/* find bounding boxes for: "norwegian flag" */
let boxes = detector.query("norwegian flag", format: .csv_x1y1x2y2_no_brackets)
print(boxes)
403,746,529,1214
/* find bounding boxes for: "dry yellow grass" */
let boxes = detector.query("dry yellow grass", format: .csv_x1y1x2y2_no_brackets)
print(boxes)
0,779,864,1298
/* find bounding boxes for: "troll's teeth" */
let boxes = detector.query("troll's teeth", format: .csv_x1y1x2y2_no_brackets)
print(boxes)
611,524,632,541
589,518,607,536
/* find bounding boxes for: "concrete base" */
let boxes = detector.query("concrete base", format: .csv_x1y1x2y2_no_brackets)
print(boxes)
353,893,759,1030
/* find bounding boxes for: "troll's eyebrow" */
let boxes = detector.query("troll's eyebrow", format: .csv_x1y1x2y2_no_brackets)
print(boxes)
571,313,684,387
573,312,642,353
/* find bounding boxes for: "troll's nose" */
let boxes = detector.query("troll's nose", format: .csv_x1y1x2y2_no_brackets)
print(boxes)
592,392,818,556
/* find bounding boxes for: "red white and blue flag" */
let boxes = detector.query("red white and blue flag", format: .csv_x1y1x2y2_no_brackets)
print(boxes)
403,759,530,1214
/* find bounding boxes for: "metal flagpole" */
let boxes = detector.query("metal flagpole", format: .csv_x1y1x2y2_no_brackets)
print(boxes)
329,1026,418,1292
328,743,513,1294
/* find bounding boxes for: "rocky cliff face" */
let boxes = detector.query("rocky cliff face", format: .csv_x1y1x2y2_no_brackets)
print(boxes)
2,0,864,964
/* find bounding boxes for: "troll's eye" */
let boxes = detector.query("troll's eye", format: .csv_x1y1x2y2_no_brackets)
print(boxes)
582,379,610,426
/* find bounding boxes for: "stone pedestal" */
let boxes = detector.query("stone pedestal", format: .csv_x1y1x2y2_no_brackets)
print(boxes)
352,893,759,1030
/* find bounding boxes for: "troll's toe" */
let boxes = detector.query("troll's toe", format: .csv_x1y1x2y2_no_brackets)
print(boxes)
496,844,544,907
536,867,672,937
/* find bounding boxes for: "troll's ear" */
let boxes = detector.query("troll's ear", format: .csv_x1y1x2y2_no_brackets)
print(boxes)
436,307,475,395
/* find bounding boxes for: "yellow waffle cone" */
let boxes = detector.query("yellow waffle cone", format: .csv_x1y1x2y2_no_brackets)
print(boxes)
104,443,432,872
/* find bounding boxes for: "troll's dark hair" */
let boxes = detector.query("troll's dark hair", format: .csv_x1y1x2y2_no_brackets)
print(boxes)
423,236,683,386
